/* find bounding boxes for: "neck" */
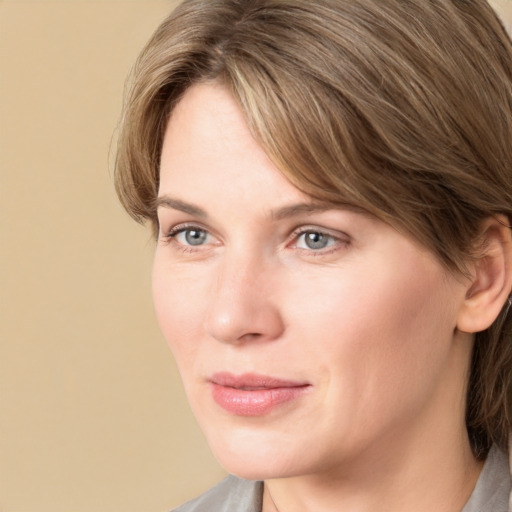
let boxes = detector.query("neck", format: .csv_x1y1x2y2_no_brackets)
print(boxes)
262,430,482,512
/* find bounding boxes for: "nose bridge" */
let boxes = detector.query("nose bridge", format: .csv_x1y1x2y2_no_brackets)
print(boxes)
205,247,284,344
218,249,262,301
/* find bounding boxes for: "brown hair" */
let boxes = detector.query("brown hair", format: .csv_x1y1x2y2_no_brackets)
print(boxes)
115,0,512,459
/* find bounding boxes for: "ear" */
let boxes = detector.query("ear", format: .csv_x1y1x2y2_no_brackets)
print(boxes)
457,216,512,334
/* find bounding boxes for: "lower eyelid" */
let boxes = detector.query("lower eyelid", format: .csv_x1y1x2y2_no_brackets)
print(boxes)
160,224,348,253
293,228,351,252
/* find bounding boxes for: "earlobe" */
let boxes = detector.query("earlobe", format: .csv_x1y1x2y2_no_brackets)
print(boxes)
457,216,512,334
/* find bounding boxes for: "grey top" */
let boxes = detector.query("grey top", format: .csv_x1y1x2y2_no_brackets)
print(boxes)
462,445,510,512
173,476,262,512
173,446,510,512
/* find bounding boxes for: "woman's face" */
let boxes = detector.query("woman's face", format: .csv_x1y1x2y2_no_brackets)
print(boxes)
153,82,472,480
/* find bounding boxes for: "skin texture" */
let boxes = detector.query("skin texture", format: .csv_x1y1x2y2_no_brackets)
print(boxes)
153,83,498,512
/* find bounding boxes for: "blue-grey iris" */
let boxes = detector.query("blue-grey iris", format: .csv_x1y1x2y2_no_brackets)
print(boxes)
305,231,329,250
185,229,207,246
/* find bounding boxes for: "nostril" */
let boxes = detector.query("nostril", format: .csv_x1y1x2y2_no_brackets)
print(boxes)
205,300,285,344
239,332,264,342
204,265,286,344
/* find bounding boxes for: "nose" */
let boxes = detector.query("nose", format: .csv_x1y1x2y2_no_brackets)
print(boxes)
204,255,285,344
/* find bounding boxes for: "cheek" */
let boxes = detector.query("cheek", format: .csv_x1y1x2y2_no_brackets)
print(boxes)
286,255,460,400
344,283,459,439
152,258,208,365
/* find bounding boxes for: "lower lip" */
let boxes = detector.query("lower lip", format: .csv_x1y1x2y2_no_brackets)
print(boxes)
210,383,310,416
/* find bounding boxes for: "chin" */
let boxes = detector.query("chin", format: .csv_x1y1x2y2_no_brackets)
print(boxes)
203,426,317,481
216,452,299,481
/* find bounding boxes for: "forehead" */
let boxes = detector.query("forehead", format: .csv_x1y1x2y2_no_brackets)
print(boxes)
159,82,388,230
159,82,312,205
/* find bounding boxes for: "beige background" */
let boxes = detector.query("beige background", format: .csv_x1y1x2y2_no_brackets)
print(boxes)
1,2,225,511
1,1,511,511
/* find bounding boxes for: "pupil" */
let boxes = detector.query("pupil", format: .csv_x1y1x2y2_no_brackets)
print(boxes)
185,229,206,245
306,232,328,249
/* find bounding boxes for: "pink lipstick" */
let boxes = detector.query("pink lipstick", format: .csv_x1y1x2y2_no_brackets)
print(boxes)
209,373,311,416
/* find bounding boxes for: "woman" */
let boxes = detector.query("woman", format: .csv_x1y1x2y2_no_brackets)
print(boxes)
115,1,512,510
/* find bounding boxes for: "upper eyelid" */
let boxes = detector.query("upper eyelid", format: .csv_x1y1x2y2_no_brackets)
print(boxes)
165,224,345,238
163,222,212,237
159,221,350,247
159,225,216,252
290,225,349,240
292,224,352,245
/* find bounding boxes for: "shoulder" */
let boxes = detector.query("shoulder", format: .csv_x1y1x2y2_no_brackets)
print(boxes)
462,445,511,512
172,475,263,512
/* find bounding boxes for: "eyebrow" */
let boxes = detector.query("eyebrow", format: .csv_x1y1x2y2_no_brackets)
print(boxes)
271,201,368,220
155,195,367,220
155,196,208,218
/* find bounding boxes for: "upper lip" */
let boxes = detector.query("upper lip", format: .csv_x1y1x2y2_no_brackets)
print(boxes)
209,372,310,390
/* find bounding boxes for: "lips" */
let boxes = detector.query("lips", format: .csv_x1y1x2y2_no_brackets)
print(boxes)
209,372,311,416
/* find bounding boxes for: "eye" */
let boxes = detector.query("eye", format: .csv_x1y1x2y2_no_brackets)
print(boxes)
296,230,337,250
178,228,208,246
166,226,214,247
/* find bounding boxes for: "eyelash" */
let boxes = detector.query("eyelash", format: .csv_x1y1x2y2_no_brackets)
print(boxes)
290,226,349,255
161,223,214,253
161,223,349,255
